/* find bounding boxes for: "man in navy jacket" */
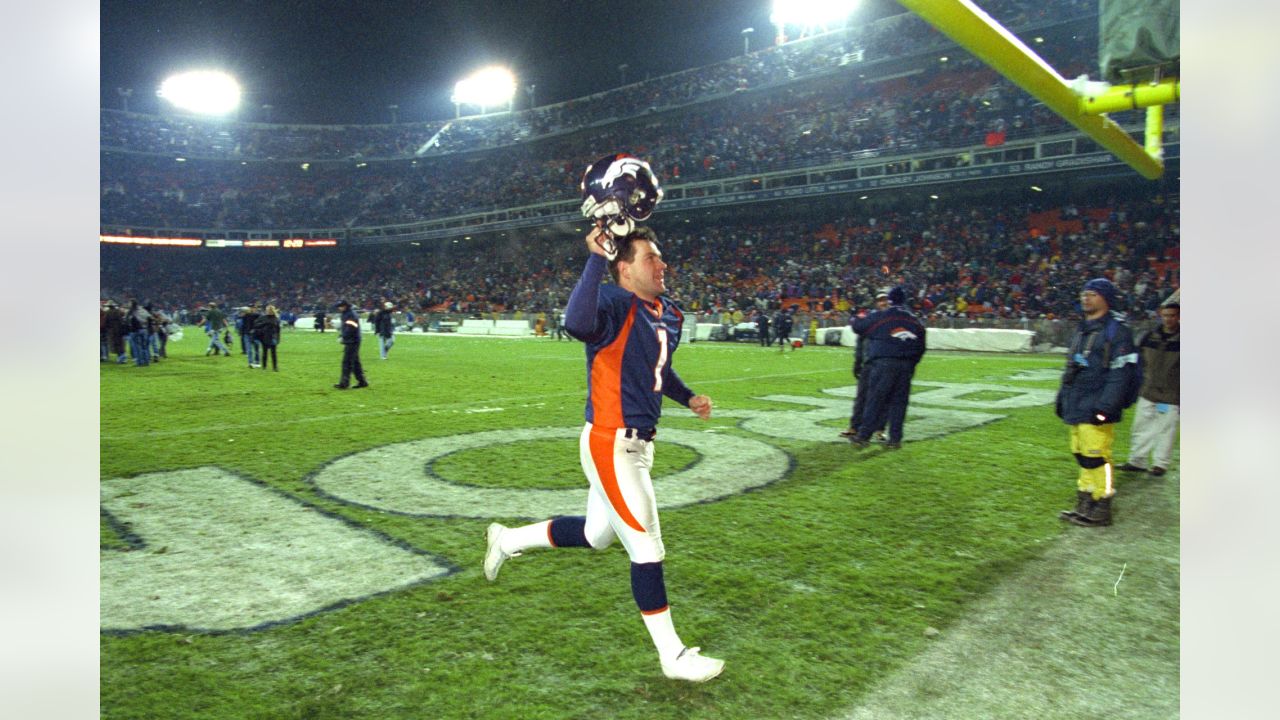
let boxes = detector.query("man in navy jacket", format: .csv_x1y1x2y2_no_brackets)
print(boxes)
1055,278,1138,527
849,286,926,449
333,300,369,390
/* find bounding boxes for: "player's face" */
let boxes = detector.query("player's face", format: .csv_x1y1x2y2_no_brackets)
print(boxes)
623,241,667,301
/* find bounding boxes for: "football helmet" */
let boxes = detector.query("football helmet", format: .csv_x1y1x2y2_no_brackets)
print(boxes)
580,154,663,258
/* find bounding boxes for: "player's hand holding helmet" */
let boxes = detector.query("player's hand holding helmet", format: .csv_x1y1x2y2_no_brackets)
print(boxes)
579,153,663,260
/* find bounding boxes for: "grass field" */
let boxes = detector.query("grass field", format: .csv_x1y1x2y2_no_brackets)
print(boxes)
100,327,1179,719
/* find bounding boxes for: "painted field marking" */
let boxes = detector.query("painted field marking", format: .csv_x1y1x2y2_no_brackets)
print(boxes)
310,427,790,519
101,468,453,633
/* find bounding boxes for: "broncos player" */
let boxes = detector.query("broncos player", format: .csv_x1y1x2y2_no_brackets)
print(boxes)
483,156,723,682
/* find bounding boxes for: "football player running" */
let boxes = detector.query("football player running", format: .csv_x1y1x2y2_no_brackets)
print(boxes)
484,155,724,683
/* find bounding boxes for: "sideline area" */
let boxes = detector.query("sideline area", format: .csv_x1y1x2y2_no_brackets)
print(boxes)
837,462,1179,719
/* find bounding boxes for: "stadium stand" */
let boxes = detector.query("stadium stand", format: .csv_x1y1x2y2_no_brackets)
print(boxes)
100,0,1178,347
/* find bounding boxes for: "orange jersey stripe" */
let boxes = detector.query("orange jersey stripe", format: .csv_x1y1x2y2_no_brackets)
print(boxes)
588,425,647,533
589,305,636,428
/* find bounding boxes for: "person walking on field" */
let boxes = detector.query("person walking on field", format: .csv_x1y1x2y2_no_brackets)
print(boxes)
333,300,368,390
374,301,396,359
201,302,231,356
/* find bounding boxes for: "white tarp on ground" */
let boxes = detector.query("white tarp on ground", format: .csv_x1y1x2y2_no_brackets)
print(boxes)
295,317,372,332
457,319,530,336
928,328,1034,352
818,326,1034,352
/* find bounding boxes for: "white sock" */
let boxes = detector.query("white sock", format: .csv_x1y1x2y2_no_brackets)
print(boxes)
641,608,685,661
499,520,553,555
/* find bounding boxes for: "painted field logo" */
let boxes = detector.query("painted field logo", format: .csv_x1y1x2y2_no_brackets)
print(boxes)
101,380,1053,632
310,427,788,519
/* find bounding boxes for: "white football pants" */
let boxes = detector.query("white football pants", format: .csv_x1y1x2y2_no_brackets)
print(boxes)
579,423,665,564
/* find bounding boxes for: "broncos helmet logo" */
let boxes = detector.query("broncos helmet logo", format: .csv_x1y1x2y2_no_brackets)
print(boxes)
890,328,919,341
580,153,663,222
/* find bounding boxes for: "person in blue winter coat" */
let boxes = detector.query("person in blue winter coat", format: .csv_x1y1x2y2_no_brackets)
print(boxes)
849,286,926,449
1055,278,1140,527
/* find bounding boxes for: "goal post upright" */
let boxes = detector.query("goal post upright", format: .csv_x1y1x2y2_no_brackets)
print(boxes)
896,0,1170,180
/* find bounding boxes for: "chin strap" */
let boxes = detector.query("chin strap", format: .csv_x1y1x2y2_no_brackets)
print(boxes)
593,216,634,260
582,197,635,261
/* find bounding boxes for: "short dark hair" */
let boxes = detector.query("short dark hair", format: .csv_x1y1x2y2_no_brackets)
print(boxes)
1160,302,1179,311
607,225,658,283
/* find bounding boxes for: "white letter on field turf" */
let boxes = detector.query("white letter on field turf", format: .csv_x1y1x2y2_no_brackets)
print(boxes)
101,468,452,632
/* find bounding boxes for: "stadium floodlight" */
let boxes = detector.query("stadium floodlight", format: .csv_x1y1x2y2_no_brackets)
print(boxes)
157,70,242,116
451,66,516,116
770,0,860,39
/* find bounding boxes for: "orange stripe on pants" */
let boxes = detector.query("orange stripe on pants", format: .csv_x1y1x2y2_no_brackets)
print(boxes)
588,426,647,533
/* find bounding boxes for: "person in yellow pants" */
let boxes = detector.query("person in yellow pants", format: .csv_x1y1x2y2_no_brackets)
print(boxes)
1068,423,1115,511
1054,279,1139,527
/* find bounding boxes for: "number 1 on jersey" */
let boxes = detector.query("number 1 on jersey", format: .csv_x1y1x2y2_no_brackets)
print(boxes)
652,327,668,392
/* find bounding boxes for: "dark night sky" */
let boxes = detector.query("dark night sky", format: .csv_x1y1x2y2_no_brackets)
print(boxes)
100,0,903,125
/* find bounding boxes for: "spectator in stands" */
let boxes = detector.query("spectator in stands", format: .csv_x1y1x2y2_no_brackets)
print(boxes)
1119,301,1179,477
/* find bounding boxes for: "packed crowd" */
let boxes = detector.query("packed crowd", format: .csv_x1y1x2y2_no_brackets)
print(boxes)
100,0,1095,162
103,50,1154,231
98,1,1138,233
100,193,1180,331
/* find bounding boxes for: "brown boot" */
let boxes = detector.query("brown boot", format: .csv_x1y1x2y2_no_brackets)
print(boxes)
1058,491,1092,522
1068,495,1113,527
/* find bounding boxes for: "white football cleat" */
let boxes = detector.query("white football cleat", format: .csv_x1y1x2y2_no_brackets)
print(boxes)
484,523,512,581
660,646,724,682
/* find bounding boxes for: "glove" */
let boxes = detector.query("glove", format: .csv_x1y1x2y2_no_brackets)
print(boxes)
1090,409,1117,425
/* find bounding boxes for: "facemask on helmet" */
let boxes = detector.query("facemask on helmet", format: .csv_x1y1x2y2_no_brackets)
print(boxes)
580,154,663,259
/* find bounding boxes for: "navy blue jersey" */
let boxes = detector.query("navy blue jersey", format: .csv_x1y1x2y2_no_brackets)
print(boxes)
851,306,927,362
564,255,694,429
